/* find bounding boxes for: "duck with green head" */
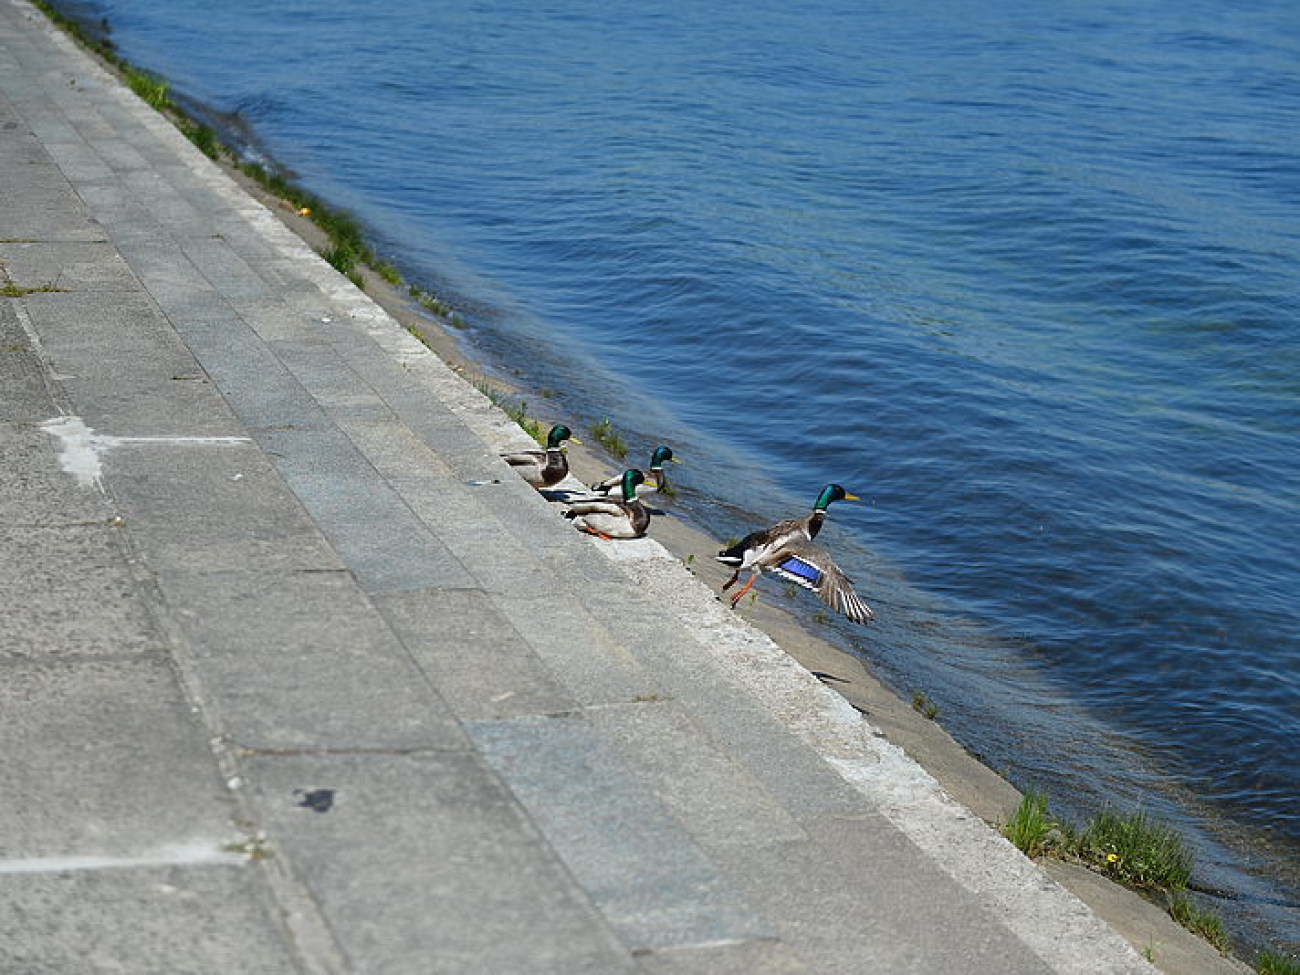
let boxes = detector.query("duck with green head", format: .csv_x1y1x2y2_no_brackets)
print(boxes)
715,483,874,624
585,445,680,498
501,423,580,489
563,469,650,539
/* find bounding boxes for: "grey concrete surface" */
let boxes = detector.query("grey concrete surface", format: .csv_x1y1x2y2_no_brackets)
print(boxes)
1,2,1161,972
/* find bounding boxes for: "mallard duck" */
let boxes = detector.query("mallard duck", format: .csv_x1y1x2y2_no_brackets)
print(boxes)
563,469,650,539
584,445,680,498
501,424,580,489
715,483,873,624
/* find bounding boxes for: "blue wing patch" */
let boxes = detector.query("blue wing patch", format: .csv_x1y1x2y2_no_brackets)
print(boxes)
774,554,823,587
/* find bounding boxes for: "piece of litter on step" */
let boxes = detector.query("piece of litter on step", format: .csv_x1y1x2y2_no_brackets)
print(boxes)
490,691,517,703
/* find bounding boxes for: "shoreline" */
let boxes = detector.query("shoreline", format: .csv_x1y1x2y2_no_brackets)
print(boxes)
27,4,1265,969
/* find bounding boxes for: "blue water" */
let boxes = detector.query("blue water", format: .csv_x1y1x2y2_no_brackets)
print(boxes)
72,0,1299,951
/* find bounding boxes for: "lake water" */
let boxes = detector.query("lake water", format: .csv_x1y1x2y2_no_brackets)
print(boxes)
62,0,1299,953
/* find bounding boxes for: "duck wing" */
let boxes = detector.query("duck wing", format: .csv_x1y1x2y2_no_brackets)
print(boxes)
581,475,660,501
767,541,875,624
564,499,648,539
716,514,812,568
585,473,619,496
501,448,546,468
563,497,627,518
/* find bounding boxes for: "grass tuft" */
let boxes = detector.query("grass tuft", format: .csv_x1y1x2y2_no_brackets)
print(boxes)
1257,951,1300,975
591,417,628,459
911,690,940,720
1,281,65,297
1078,806,1193,891
1168,893,1231,953
179,118,221,159
471,378,546,444
125,68,171,110
1003,788,1063,859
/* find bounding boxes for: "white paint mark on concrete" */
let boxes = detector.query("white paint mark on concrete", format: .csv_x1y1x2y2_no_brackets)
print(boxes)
40,415,251,489
40,415,105,489
0,841,246,875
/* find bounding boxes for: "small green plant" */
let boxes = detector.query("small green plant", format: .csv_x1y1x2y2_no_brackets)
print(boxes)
1142,940,1159,964
473,385,546,444
1,281,64,297
412,288,451,317
239,160,375,275
322,243,360,276
1168,893,1230,953
179,119,221,159
223,834,274,860
1078,807,1192,891
911,690,940,720
125,68,171,110
1257,950,1300,975
591,417,628,459
1003,788,1062,859
374,260,402,285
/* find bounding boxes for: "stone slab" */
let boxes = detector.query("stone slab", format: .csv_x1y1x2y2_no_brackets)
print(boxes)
0,522,160,659
487,592,662,705
0,864,301,975
170,311,331,430
21,290,203,385
254,424,475,593
578,593,874,819
179,236,275,302
0,240,138,292
633,940,807,975
155,568,467,752
713,814,1050,975
0,317,61,425
0,421,109,524
0,656,236,858
105,441,345,574
376,587,577,721
470,712,770,951
587,700,808,852
242,751,637,975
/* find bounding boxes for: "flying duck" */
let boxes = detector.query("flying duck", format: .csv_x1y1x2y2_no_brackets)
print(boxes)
715,483,873,623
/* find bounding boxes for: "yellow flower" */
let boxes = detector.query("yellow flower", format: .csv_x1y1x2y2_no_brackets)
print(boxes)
298,207,312,217
1106,853,1120,863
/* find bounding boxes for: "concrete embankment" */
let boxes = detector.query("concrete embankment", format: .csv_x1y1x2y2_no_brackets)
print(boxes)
1,2,1244,971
